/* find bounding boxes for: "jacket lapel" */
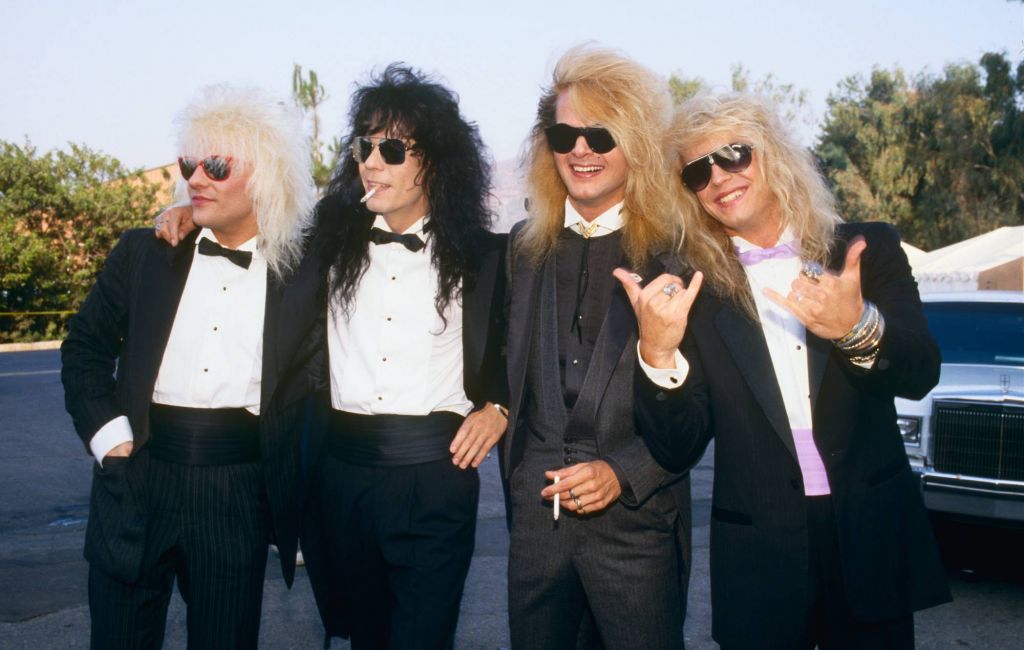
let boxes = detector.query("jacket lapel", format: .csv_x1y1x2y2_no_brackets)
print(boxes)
131,232,198,440
462,246,499,390
712,297,799,463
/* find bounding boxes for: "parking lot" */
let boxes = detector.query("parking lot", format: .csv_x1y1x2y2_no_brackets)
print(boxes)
1,349,1022,648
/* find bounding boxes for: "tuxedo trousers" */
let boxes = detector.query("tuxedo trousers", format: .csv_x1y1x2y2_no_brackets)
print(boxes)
318,453,479,650
791,496,914,650
87,450,271,649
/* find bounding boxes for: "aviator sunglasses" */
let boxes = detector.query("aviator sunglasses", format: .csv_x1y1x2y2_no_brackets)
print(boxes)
178,156,233,182
351,136,415,165
544,123,617,154
681,143,754,192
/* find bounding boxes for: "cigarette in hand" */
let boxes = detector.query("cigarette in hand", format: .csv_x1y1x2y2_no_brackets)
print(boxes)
360,186,378,203
553,475,560,521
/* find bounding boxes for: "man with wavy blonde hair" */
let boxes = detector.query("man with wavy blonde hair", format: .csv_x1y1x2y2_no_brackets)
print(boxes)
502,45,700,649
635,92,950,648
62,85,319,648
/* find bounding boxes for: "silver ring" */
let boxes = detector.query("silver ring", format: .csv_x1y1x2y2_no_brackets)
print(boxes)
801,261,824,284
662,283,681,297
569,488,578,500
572,495,583,509
796,293,804,304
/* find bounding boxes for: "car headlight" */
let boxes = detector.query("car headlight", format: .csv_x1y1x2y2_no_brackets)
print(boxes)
896,416,922,446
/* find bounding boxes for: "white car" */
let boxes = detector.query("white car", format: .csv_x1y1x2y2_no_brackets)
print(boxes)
896,291,1024,523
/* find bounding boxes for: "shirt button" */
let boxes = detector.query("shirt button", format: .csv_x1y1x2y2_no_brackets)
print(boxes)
796,344,802,350
203,368,209,373
385,316,392,322
377,396,383,401
391,276,397,281
669,376,679,385
382,357,387,362
571,359,579,365
213,326,219,331
222,287,227,291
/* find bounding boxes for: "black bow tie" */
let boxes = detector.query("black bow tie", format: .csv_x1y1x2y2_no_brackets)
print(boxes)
369,227,426,253
197,237,253,269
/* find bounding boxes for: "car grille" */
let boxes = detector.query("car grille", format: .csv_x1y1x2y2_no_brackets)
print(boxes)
932,401,1024,480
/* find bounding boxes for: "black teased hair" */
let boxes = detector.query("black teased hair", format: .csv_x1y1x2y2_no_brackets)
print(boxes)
318,63,493,320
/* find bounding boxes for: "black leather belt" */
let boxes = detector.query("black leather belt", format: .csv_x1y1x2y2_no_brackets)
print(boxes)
327,410,464,467
148,404,260,466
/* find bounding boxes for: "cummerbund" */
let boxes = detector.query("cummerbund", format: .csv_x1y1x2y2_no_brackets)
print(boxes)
149,404,261,466
327,409,464,467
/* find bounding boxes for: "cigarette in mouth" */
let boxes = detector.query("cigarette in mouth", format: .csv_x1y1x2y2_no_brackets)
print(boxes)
360,186,378,203
553,475,560,521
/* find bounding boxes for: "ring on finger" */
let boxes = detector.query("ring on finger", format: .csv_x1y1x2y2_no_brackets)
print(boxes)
569,488,578,500
795,293,804,304
662,283,681,297
572,495,583,509
801,260,824,284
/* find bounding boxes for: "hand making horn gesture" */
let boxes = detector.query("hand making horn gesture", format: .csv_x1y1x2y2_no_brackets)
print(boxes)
613,268,704,369
764,237,868,340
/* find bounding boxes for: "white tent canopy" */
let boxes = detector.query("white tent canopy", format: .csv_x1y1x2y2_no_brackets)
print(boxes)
912,226,1024,293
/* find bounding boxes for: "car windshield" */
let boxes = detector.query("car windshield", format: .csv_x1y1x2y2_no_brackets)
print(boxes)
924,302,1024,366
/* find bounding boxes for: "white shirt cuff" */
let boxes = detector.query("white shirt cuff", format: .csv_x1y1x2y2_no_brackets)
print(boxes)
90,416,134,466
636,343,689,389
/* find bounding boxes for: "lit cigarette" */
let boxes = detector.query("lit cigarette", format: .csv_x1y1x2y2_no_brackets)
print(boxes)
360,186,378,203
553,475,560,520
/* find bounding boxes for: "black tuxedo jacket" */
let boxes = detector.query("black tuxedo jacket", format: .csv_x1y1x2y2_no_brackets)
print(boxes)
300,212,509,640
62,228,323,586
640,222,951,648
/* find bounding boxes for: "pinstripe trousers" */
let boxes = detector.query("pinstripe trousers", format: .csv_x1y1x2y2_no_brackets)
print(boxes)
88,451,271,649
507,442,686,650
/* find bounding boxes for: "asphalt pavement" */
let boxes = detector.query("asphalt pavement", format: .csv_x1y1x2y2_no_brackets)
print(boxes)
1,349,1022,648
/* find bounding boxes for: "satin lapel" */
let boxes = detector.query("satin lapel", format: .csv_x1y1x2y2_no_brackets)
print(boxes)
131,233,198,436
807,235,848,410
462,247,499,388
806,332,830,411
266,256,322,404
260,273,285,406
564,279,634,441
713,299,799,462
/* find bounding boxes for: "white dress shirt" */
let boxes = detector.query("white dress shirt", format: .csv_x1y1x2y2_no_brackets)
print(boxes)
562,199,687,389
327,215,473,417
734,230,830,495
90,229,268,463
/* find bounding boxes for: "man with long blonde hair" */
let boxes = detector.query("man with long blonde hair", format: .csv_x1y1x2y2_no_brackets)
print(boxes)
633,92,951,648
62,85,319,648
502,45,699,649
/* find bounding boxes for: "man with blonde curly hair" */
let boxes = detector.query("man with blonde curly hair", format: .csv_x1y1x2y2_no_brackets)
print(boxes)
62,85,319,648
502,45,700,649
634,92,951,648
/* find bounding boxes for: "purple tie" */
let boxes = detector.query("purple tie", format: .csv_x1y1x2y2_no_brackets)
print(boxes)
735,241,799,266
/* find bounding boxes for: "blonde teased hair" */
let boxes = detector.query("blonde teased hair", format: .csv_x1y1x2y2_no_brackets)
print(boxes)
176,85,317,279
518,45,680,268
671,92,841,315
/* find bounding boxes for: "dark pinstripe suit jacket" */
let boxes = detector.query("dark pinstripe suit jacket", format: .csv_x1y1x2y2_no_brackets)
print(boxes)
62,228,323,586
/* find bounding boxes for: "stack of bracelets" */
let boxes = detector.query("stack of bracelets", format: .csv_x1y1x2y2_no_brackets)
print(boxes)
833,300,885,365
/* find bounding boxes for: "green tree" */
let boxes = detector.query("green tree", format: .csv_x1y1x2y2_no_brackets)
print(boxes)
669,64,813,127
816,52,1024,249
0,140,160,341
292,64,340,193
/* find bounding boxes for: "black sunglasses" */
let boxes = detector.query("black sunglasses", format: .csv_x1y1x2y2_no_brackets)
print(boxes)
178,156,233,182
681,143,754,192
351,136,414,165
544,123,617,154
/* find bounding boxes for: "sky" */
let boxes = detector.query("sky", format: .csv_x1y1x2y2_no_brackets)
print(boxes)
2,0,1021,171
